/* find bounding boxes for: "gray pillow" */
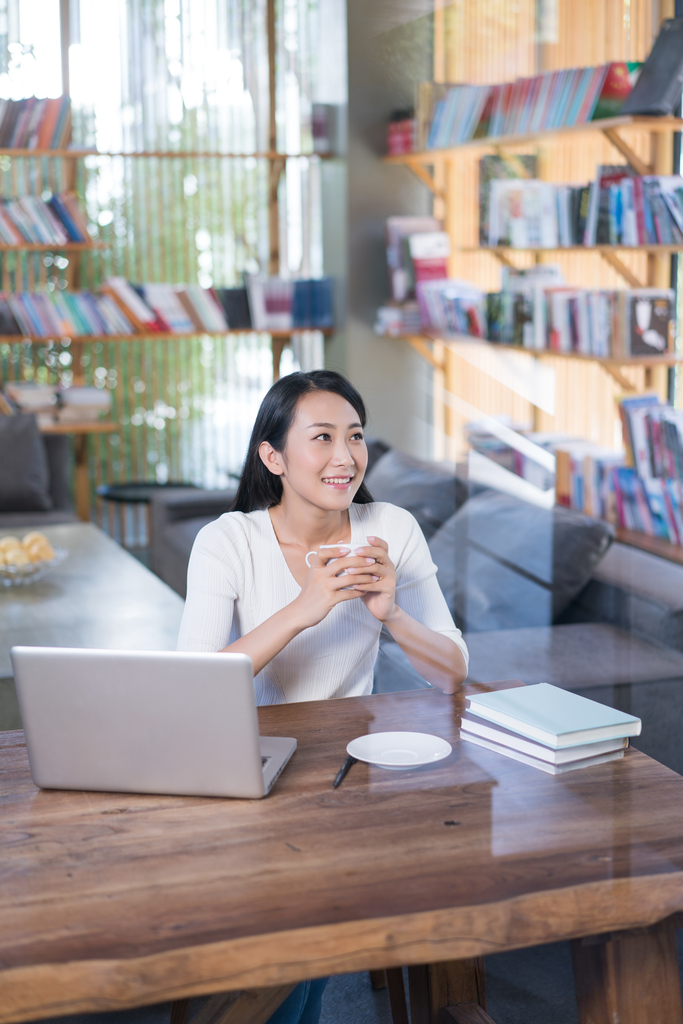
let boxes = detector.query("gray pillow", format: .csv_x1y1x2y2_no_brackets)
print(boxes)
0,414,52,512
428,490,613,632
365,448,468,539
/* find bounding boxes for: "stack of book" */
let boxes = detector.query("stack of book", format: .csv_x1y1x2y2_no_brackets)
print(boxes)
460,683,641,775
417,61,643,151
374,302,422,338
386,108,415,155
0,191,91,245
0,96,72,150
485,169,683,249
3,381,111,427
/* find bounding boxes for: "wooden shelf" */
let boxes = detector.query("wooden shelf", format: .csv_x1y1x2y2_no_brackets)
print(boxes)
0,327,334,344
474,244,683,254
397,331,683,367
39,420,117,436
615,527,683,565
384,115,683,165
0,242,105,251
0,149,337,160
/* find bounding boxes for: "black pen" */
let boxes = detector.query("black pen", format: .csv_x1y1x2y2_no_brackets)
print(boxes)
332,754,357,789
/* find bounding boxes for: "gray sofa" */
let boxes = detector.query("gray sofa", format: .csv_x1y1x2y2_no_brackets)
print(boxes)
149,444,683,773
0,413,78,530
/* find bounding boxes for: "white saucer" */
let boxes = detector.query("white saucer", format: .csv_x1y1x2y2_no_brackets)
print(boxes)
347,731,452,770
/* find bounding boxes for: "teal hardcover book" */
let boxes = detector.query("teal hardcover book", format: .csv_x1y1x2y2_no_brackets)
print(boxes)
466,683,641,749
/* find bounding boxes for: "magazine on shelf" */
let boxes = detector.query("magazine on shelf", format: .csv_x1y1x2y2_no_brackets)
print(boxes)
621,19,683,116
385,216,442,301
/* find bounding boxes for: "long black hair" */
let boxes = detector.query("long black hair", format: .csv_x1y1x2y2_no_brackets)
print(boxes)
231,370,374,512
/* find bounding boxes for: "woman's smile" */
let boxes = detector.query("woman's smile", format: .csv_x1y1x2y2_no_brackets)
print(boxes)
322,474,354,489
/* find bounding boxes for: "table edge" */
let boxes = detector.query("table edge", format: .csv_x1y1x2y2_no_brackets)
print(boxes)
2,872,683,1023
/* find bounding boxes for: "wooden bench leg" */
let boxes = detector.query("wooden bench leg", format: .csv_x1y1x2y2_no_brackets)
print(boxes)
441,1006,496,1024
571,918,683,1024
170,999,189,1024
369,969,387,989
386,967,410,1024
408,958,486,1024
170,984,296,1024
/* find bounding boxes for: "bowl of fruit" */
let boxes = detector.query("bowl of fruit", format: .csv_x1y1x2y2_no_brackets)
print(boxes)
0,532,67,587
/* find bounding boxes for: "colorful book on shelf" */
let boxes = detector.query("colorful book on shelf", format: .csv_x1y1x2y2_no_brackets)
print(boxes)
0,191,93,245
416,61,645,152
483,170,683,250
214,287,252,329
0,95,72,150
103,277,165,332
478,154,537,246
385,215,442,302
141,283,194,334
591,62,643,119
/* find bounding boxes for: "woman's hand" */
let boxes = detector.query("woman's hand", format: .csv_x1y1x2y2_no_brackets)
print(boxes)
291,546,378,629
343,536,397,623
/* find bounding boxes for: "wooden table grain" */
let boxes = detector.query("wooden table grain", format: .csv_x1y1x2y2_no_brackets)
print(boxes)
1,686,683,1024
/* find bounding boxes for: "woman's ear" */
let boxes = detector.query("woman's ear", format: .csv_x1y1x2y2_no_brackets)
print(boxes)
259,441,284,477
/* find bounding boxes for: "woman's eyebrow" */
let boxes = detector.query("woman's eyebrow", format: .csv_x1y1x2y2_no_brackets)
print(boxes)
308,421,362,429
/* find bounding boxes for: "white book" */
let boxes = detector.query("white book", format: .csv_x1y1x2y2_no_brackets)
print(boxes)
143,283,195,334
460,712,629,764
105,278,158,327
466,683,641,749
461,732,626,775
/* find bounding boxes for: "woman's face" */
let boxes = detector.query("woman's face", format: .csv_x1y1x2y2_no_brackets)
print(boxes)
261,390,368,511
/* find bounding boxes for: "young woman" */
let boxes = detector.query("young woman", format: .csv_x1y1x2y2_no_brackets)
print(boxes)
177,369,468,1024
177,369,468,698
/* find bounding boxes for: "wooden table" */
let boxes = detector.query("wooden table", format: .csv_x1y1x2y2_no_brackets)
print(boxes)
2,686,683,1024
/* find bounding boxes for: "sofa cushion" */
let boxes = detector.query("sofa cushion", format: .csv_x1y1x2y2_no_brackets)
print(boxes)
464,622,683,689
0,414,52,512
0,510,78,528
429,491,613,632
566,541,683,652
365,449,468,540
158,515,216,597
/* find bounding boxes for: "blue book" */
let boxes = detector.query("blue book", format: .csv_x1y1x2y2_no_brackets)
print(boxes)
467,683,641,749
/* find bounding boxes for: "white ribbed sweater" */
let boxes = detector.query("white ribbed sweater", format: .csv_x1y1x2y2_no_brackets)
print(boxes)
177,501,468,705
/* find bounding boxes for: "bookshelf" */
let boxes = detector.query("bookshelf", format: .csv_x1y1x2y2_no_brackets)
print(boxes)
384,115,683,176
0,242,104,252
397,332,683,392
383,45,683,457
614,527,683,565
0,328,333,344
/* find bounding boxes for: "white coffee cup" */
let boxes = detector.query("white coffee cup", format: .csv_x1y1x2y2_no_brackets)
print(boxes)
305,544,370,570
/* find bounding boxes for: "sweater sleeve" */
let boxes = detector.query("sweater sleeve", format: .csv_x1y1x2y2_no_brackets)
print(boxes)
176,517,244,652
385,505,469,669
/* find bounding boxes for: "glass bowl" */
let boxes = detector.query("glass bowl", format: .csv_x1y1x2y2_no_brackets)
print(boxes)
0,547,67,587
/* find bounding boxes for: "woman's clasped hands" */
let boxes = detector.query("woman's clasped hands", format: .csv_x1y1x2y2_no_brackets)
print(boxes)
293,535,397,628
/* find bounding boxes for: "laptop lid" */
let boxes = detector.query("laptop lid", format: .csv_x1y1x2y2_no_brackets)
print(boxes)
11,647,295,799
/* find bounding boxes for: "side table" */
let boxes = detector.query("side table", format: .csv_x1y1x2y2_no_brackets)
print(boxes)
97,480,198,548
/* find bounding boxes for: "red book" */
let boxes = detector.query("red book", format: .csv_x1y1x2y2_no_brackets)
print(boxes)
36,98,61,150
631,177,646,243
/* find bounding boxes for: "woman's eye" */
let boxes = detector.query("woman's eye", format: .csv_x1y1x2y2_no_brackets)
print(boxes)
351,432,364,441
314,433,331,441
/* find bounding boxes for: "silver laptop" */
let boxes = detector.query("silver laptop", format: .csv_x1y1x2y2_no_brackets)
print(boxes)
10,647,296,799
